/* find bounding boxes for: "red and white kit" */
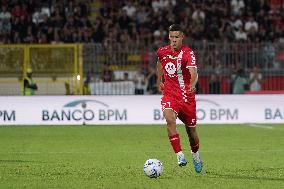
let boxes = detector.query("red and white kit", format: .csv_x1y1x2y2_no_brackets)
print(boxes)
157,45,197,126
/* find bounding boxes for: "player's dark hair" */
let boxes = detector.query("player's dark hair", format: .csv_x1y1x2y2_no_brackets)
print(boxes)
168,24,184,33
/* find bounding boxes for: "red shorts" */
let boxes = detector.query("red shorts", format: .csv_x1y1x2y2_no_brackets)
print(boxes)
161,95,197,127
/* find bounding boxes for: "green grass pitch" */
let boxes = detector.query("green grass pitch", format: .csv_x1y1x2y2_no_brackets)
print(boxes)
0,124,283,189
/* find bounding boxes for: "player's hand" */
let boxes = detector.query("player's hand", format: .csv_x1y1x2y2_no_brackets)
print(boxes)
158,83,164,92
189,85,196,93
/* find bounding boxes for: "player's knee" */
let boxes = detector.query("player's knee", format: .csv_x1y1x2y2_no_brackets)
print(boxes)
166,118,176,127
189,127,198,137
188,125,196,131
185,124,196,132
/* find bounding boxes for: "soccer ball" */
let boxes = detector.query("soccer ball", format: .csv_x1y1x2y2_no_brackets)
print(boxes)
143,159,163,178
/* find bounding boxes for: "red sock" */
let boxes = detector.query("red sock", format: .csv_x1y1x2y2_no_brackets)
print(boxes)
190,143,199,153
169,134,182,153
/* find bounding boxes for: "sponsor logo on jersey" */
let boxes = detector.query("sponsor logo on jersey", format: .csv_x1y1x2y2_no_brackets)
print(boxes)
167,55,178,60
162,55,178,60
165,62,176,77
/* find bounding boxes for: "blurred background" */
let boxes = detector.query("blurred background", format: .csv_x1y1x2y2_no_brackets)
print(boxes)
0,0,283,96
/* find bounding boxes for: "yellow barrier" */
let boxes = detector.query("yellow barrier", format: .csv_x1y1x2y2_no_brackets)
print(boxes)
0,44,83,95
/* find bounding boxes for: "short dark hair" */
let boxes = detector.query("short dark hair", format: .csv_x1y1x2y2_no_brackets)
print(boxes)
168,24,184,33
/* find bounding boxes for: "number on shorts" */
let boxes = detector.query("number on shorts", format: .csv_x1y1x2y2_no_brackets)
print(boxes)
162,102,171,110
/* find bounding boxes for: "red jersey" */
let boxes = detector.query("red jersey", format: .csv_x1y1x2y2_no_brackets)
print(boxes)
157,45,197,102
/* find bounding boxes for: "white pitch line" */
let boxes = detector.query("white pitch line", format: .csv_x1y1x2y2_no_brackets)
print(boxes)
0,149,284,154
246,124,274,129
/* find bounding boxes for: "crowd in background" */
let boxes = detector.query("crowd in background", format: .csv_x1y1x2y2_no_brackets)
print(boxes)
0,0,283,44
100,0,283,49
0,0,283,95
0,0,91,44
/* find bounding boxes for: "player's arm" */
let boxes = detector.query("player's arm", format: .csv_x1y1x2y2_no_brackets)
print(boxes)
156,60,164,92
188,67,198,92
186,50,198,93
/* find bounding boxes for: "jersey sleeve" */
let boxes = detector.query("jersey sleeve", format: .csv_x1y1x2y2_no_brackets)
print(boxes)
185,50,197,69
156,47,163,61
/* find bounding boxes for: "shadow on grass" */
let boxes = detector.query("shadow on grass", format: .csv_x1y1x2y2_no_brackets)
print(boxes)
205,167,284,182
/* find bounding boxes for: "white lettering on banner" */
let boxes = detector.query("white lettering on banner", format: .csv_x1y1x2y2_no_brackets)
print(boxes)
197,109,205,120
0,110,16,122
154,109,164,120
99,110,127,120
210,109,238,120
42,110,95,121
0,95,283,125
195,99,239,121
154,108,238,121
265,108,284,120
42,109,127,122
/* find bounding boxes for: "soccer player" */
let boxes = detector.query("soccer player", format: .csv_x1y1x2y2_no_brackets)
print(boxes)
156,24,203,173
